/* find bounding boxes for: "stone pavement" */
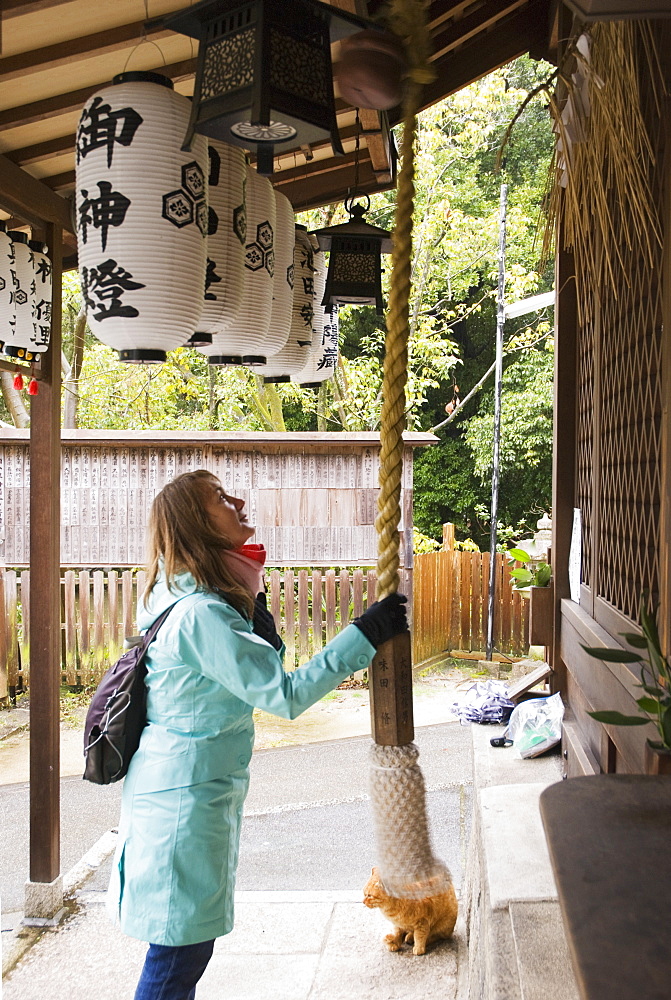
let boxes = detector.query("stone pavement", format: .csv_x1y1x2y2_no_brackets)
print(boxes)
3,886,464,1000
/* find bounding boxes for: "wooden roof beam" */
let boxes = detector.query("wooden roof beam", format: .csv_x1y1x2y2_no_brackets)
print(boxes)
6,120,377,170
420,0,550,110
0,19,173,83
0,151,73,232
0,57,196,130
2,0,80,15
5,133,74,166
430,0,528,61
275,152,393,212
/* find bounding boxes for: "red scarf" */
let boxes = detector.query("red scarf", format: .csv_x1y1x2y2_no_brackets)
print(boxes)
221,543,267,596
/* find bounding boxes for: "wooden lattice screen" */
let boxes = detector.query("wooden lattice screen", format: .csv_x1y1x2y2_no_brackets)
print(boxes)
571,25,667,626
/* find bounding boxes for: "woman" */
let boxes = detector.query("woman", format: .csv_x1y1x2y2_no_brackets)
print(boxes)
107,469,408,1000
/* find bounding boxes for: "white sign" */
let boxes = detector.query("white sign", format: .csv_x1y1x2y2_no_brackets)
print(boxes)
569,508,582,603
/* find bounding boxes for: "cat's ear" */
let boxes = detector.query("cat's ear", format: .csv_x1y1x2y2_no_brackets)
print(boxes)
371,866,378,875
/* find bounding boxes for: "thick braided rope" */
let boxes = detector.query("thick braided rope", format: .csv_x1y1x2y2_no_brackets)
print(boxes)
369,743,453,899
375,80,418,599
375,0,435,599
369,1,453,902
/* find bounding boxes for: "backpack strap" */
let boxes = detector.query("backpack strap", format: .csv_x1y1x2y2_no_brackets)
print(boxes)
133,600,182,671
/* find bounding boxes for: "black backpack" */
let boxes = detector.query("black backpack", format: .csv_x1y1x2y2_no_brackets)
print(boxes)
83,602,178,784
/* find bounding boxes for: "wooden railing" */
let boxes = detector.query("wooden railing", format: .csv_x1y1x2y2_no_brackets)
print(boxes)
0,567,379,690
0,555,529,694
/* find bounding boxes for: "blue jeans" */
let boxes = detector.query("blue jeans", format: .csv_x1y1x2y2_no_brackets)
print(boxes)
134,939,215,1000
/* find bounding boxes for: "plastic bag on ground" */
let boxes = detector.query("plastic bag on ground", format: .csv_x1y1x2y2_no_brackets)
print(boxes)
505,692,564,758
450,679,515,725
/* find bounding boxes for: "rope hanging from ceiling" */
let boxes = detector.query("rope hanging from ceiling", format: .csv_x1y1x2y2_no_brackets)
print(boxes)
368,0,454,900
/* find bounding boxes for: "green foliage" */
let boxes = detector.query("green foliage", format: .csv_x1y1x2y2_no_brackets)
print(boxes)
507,547,552,592
584,596,671,751
413,528,442,554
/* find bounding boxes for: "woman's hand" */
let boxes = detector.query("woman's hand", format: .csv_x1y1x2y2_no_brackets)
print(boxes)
352,593,408,648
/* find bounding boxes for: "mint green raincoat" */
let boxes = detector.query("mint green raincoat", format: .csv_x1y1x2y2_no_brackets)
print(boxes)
107,570,375,947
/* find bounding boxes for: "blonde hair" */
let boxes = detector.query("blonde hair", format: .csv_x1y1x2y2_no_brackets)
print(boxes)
144,469,254,618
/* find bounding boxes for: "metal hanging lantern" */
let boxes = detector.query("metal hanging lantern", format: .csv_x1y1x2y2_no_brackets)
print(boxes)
76,72,208,364
311,194,392,315
153,0,373,175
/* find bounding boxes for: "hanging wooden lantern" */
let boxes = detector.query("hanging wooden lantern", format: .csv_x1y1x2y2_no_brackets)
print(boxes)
153,0,373,174
189,139,247,348
76,71,208,364
311,194,392,315
565,0,671,18
201,166,277,366
2,232,36,362
29,241,52,356
259,226,316,383
0,223,15,356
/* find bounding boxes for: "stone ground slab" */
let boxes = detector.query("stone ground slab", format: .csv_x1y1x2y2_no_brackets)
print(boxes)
3,893,462,1000
309,900,460,1000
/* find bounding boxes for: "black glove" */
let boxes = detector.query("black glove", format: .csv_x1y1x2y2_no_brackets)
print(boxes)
352,593,408,649
253,592,283,651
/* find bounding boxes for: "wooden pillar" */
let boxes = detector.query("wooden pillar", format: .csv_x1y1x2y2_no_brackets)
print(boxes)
28,223,62,893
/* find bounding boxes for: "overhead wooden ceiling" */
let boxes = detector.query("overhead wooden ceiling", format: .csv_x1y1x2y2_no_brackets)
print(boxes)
0,0,556,258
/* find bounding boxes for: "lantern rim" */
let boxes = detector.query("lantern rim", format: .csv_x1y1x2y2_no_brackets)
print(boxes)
7,231,29,244
118,349,167,364
311,215,393,253
112,70,174,89
208,356,244,366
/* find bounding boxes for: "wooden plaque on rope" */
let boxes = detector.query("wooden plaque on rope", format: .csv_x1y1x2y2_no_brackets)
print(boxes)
369,630,414,746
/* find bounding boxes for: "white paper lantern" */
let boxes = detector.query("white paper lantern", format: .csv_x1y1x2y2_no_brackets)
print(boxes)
190,140,247,347
202,167,279,365
294,238,337,386
29,241,52,355
265,191,295,350
0,224,15,355
258,226,316,383
298,308,339,386
2,232,35,361
76,71,208,363
252,190,297,379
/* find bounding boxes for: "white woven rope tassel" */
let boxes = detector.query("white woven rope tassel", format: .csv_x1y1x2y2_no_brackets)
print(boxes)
368,742,453,899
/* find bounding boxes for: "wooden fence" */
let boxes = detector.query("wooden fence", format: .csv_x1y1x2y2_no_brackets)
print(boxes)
412,550,530,663
0,554,529,694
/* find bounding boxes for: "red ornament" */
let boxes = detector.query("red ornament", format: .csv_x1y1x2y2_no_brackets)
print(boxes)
28,378,39,395
13,373,24,390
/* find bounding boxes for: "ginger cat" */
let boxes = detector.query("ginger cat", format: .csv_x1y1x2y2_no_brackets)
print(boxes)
363,866,458,955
